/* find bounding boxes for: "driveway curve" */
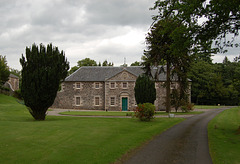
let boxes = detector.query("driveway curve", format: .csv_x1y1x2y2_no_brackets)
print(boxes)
122,107,230,164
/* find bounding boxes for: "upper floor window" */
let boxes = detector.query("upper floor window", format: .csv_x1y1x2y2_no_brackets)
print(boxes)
122,82,128,89
95,82,100,89
76,82,81,89
110,82,116,89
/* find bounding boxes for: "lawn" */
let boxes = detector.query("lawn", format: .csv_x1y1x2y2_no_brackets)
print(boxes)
59,110,203,116
208,107,240,164
195,105,225,109
0,94,184,164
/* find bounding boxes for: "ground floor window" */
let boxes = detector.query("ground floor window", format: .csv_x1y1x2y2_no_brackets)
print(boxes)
75,96,81,106
95,96,100,106
110,97,115,106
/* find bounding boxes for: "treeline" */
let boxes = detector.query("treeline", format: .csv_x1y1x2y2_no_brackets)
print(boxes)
68,58,141,75
188,56,240,106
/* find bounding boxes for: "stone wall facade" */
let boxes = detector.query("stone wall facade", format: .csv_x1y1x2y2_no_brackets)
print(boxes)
6,74,19,91
52,70,183,111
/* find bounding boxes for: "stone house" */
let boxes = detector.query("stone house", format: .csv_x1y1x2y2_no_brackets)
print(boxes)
4,74,19,91
52,66,184,111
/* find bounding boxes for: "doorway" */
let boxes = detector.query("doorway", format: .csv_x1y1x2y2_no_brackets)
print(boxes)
122,97,128,111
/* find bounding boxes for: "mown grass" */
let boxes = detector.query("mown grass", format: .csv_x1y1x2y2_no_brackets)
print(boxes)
59,110,203,116
0,94,184,164
208,107,240,164
195,105,225,109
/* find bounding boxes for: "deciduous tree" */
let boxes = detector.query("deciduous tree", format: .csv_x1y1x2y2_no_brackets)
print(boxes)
152,0,240,53
77,58,97,67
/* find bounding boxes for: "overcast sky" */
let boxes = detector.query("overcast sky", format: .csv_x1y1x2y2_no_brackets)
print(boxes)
1,0,239,70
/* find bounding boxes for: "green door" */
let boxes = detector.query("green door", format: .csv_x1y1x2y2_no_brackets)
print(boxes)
122,97,128,111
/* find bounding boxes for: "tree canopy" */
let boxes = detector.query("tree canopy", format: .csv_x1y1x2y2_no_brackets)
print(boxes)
20,43,69,120
68,58,114,75
143,18,192,112
130,61,141,66
152,0,240,52
77,58,97,67
0,55,10,86
188,56,240,105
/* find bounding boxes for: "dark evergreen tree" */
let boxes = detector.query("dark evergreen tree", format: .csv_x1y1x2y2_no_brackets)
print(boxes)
102,60,114,66
134,75,156,104
20,43,69,120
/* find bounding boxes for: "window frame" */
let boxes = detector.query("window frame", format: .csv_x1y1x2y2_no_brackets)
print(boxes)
75,82,81,89
95,82,100,89
122,82,128,89
75,96,81,106
110,97,116,106
94,96,100,106
110,82,116,89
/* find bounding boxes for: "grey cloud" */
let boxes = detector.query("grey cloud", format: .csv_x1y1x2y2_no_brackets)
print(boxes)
85,0,154,26
2,0,237,70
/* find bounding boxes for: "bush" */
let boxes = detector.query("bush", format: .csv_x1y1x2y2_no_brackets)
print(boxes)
0,85,10,91
134,103,155,121
181,102,194,112
134,75,156,104
13,89,22,100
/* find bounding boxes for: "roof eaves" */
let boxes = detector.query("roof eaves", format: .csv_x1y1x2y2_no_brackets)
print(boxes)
65,67,82,81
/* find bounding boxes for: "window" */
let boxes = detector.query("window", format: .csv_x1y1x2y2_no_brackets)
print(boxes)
75,96,81,106
95,97,100,106
76,82,81,89
110,97,115,106
60,83,65,92
95,82,100,89
122,82,128,89
110,82,115,89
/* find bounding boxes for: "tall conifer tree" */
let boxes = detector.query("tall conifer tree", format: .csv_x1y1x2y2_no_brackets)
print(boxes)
20,43,69,120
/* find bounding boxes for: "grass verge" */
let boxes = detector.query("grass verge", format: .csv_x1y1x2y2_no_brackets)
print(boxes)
195,105,225,109
208,107,240,164
0,94,184,164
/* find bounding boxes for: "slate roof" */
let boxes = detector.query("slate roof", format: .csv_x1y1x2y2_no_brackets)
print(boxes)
9,74,19,79
65,66,177,82
65,66,142,82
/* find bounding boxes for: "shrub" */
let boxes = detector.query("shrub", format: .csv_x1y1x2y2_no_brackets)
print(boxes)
13,89,22,100
181,102,194,112
134,103,155,121
134,75,156,104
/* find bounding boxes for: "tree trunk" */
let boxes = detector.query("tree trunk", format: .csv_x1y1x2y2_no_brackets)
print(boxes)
166,61,171,113
28,107,47,121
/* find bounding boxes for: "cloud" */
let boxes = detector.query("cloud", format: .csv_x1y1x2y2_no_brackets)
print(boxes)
1,0,155,70
1,0,238,70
